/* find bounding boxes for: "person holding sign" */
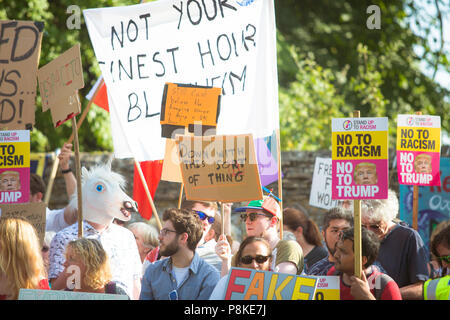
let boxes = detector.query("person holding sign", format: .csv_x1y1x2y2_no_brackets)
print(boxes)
361,189,429,299
328,227,402,300
414,153,432,174
217,196,303,277
0,218,50,300
353,162,378,185
140,209,220,300
209,236,273,299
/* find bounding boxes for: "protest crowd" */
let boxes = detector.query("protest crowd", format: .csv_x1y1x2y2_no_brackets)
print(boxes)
0,1,449,302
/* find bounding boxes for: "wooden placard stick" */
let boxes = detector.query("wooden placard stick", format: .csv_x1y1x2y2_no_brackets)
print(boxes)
71,116,83,238
412,111,422,231
276,129,283,240
177,183,184,209
352,110,362,279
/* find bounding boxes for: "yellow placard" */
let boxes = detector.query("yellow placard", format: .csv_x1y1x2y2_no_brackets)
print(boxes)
332,131,388,160
396,127,441,152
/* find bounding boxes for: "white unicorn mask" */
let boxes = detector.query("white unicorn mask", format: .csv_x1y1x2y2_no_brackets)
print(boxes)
69,163,138,226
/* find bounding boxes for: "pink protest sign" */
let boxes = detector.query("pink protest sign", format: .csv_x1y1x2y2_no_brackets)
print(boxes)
331,117,389,200
396,115,441,186
0,130,30,204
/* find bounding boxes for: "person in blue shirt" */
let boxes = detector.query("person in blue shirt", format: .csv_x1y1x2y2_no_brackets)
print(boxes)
140,208,220,300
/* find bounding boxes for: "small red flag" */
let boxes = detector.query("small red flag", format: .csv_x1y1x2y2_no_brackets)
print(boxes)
86,76,109,112
133,160,163,220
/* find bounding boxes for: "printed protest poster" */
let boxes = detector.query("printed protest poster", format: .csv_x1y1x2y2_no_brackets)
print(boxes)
332,117,389,200
399,157,450,257
84,0,279,161
309,157,340,209
314,276,340,300
177,134,262,202
0,130,30,204
37,43,84,127
0,20,44,130
396,114,441,186
0,202,46,244
224,267,317,300
19,289,128,300
160,83,221,138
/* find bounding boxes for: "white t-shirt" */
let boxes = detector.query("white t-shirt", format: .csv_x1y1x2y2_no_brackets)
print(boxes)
46,207,70,233
172,266,190,287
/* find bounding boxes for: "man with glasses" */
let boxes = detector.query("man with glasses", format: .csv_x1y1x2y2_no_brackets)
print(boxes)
216,196,304,276
361,189,429,299
140,208,220,300
181,200,223,271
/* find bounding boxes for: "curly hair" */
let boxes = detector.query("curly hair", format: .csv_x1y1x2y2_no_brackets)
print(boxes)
162,208,203,251
0,218,46,299
66,238,111,290
361,189,399,223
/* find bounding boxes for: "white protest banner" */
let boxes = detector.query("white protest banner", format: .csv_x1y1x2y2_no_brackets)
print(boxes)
83,0,279,161
309,157,340,210
19,289,128,300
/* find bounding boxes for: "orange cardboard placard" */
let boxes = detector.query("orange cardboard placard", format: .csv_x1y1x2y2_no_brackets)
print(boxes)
0,20,44,130
160,83,221,138
176,134,263,202
37,43,84,127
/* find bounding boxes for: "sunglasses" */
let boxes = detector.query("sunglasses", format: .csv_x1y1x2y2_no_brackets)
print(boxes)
240,212,272,222
437,254,450,264
240,255,271,265
195,211,215,224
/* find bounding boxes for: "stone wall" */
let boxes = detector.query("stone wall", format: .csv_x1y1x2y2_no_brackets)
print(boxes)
44,146,450,232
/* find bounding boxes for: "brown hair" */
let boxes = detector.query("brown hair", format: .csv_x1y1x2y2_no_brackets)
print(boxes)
162,208,203,252
180,200,218,212
30,173,46,196
283,207,323,247
234,236,272,268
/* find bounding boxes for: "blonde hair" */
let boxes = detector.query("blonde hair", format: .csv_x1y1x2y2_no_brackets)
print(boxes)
66,238,111,290
0,218,46,299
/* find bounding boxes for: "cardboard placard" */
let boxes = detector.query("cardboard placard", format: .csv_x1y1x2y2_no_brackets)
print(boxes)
225,267,318,300
0,20,44,130
396,115,441,186
19,289,128,300
160,83,221,138
0,130,30,204
0,202,46,244
309,157,340,210
177,134,263,202
332,117,389,200
37,43,84,127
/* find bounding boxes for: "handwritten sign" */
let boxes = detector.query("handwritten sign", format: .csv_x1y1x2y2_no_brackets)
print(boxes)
0,202,46,244
83,0,279,161
313,276,340,300
160,83,221,138
396,115,441,186
37,43,84,127
225,267,317,300
177,134,262,202
0,20,44,130
0,130,30,204
309,157,340,209
332,117,389,200
161,138,183,183
399,157,450,256
18,289,128,300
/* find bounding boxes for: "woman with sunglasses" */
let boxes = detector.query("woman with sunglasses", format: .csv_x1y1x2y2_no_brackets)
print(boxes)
209,236,272,299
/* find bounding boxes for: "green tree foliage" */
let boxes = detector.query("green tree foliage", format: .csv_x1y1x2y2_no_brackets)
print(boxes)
276,0,449,150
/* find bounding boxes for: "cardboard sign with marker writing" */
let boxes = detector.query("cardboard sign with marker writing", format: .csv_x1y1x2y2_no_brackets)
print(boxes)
160,83,221,138
0,202,46,244
0,20,44,130
37,43,84,127
177,134,262,202
161,138,183,183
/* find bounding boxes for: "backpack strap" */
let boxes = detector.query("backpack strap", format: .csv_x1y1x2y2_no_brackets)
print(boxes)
105,281,117,294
